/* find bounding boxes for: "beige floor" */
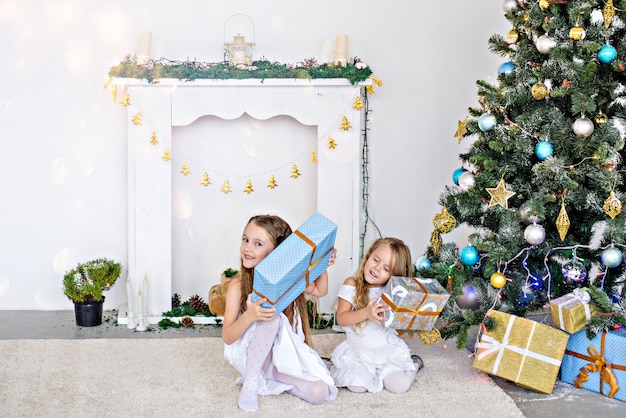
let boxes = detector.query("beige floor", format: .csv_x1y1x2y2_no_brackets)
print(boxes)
1,310,625,417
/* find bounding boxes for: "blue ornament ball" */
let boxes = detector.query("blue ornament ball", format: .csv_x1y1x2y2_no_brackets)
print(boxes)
601,247,623,268
416,256,431,271
535,140,554,161
478,113,497,132
452,167,466,185
459,245,480,266
498,61,516,76
598,44,618,64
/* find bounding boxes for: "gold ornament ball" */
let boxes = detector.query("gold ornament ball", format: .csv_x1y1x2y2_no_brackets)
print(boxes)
539,0,549,10
569,26,585,41
490,272,507,289
531,82,548,100
507,29,519,44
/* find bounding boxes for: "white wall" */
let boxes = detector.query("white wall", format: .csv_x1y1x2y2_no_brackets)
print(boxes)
0,0,508,310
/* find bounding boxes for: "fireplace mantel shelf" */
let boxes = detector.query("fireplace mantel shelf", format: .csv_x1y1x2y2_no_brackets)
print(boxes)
114,77,370,87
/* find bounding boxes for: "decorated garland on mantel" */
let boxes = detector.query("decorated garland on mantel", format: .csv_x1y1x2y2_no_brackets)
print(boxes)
108,55,373,85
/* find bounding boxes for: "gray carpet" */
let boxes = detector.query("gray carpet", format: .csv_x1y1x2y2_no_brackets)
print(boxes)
0,334,524,417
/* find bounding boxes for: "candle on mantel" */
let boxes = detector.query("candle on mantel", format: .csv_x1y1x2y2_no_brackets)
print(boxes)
334,34,348,67
136,31,152,65
137,288,143,316
143,274,149,317
125,276,133,314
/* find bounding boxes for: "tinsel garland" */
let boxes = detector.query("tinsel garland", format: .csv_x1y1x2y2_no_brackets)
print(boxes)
108,55,373,85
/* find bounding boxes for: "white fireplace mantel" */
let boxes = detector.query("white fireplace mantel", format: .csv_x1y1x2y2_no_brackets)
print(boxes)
116,77,368,323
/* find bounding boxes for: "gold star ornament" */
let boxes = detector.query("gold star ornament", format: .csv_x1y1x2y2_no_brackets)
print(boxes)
454,117,468,144
486,179,516,209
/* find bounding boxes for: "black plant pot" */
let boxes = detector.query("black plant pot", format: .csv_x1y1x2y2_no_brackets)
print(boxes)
74,300,104,327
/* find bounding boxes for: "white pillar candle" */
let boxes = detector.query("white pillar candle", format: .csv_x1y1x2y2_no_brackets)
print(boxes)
137,288,143,316
334,35,348,67
143,274,149,316
137,31,152,65
125,276,133,314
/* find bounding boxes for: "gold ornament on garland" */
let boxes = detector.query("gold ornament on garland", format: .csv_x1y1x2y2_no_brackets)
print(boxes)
132,111,143,126
243,179,254,194
103,77,113,90
353,96,364,110
556,198,570,241
111,85,118,103
119,92,130,106
220,179,232,194
370,76,383,87
150,131,158,145
267,174,278,189
180,161,190,176
486,178,516,209
340,116,352,131
432,207,457,233
290,164,301,179
200,172,211,186
366,85,374,95
603,190,622,219
430,229,443,256
162,147,171,161
531,81,548,100
311,149,318,163
328,135,337,149
603,0,616,28
454,117,468,144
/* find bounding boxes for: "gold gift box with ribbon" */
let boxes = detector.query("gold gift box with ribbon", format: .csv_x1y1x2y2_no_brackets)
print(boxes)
378,276,450,331
472,310,569,394
549,288,596,334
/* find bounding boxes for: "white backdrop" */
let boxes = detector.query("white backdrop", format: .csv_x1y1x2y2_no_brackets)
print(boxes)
0,0,508,310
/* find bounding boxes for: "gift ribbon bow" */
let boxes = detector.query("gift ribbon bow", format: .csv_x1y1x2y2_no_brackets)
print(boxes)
380,278,441,329
475,314,562,379
557,288,591,329
253,229,332,307
565,331,626,399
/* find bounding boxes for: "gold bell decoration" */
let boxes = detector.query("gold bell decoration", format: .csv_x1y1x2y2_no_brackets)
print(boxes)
486,178,516,209
603,190,622,219
220,179,232,194
150,131,158,145
569,16,585,41
162,147,171,162
132,111,143,126
555,198,571,241
119,91,131,106
243,179,254,194
531,81,548,100
340,116,352,131
454,117,468,144
328,135,337,149
180,161,190,176
266,174,278,189
311,149,318,164
200,172,211,187
290,164,301,179
353,96,364,110
432,207,457,234
595,111,608,124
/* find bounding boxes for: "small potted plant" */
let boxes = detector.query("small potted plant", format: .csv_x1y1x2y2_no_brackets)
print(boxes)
63,257,122,327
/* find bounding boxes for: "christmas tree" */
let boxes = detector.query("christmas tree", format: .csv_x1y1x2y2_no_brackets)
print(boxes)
421,0,626,349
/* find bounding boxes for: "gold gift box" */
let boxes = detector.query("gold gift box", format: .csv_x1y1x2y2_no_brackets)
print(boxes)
472,310,569,394
549,289,596,334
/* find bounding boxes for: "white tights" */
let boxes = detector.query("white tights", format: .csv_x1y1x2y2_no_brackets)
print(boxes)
347,370,416,394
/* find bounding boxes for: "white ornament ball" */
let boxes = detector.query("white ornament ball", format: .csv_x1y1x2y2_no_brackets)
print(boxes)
354,61,368,69
601,247,623,268
502,0,518,13
573,117,594,137
524,223,546,245
458,171,475,191
536,34,557,54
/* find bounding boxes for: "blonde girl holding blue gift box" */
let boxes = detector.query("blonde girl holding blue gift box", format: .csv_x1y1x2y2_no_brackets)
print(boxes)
329,237,422,394
223,214,338,412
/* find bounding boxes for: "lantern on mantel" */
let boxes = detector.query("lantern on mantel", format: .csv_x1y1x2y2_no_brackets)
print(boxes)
224,14,255,66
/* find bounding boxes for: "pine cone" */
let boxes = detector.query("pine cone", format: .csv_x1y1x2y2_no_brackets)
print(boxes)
181,316,194,328
171,293,181,308
188,294,208,313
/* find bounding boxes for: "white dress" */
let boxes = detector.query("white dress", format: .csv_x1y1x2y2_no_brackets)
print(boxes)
224,311,338,400
330,284,416,392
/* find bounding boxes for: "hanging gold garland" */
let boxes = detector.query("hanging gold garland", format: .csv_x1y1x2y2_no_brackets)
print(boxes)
132,111,142,126
200,172,211,186
340,116,352,131
353,96,364,110
328,135,337,149
180,161,190,176
150,131,158,145
290,164,301,179
162,147,171,161
120,92,131,106
243,179,254,194
267,174,278,189
220,179,232,194
311,149,317,164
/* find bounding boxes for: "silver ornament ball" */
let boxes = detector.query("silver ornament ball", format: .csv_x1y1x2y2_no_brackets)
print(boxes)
458,171,475,191
524,223,546,245
502,0,518,13
573,117,594,137
536,34,556,54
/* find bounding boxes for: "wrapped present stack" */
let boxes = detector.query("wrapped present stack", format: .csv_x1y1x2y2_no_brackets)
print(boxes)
378,276,450,331
252,212,337,315
472,310,569,394
561,327,626,402
549,288,596,334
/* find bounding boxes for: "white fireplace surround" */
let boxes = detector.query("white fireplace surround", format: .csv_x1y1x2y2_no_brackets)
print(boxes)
115,78,368,323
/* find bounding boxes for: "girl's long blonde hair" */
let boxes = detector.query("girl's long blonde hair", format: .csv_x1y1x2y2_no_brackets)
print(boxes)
352,237,412,329
238,214,313,346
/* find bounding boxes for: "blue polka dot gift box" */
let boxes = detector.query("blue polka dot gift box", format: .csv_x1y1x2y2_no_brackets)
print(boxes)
560,327,626,402
252,212,337,315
